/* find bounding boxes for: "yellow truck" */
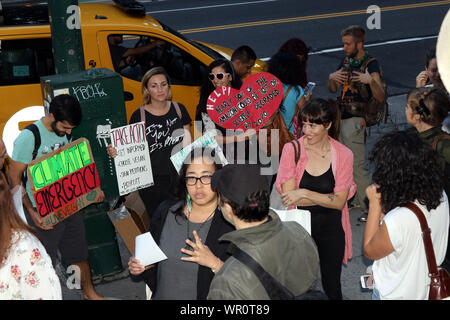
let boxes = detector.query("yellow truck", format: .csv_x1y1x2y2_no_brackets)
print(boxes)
0,1,265,154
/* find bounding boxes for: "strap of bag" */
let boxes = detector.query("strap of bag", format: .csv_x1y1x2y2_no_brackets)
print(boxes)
432,134,450,151
228,243,294,300
405,202,439,276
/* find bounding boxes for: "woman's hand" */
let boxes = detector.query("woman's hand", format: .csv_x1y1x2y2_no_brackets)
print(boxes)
107,144,117,158
281,189,308,207
180,230,223,272
366,184,385,221
128,257,154,275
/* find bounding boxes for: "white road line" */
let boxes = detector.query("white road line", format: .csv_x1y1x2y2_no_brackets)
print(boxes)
260,35,438,61
147,0,277,14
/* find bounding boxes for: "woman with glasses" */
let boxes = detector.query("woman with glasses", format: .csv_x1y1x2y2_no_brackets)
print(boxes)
195,59,253,162
108,67,192,222
128,147,234,300
275,98,356,300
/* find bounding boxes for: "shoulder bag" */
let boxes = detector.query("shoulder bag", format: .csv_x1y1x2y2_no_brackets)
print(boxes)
405,202,450,300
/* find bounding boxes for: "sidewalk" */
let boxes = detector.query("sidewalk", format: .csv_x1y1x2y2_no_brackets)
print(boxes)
61,94,410,300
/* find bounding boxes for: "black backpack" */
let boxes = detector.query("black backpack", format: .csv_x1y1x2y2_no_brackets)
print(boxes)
228,243,328,300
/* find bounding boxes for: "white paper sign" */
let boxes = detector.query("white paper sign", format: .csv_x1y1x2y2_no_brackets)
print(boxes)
170,130,228,173
135,232,168,266
271,208,311,235
110,121,154,196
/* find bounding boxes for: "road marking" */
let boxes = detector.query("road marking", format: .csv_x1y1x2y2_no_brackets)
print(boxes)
179,0,450,34
259,35,439,61
147,0,277,14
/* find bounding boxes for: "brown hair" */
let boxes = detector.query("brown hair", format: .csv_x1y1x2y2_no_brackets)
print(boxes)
0,171,38,267
407,87,450,127
341,25,366,43
300,98,341,140
141,67,172,105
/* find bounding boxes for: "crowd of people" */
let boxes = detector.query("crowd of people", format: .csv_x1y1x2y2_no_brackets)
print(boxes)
1,23,449,301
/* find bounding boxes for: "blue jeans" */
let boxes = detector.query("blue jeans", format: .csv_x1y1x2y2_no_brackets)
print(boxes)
372,287,381,300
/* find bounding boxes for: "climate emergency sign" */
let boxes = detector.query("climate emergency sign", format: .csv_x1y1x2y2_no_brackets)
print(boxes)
27,138,101,227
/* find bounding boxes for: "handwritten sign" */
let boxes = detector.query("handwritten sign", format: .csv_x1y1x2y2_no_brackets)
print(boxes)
27,138,101,228
206,72,283,131
110,121,154,196
170,131,228,173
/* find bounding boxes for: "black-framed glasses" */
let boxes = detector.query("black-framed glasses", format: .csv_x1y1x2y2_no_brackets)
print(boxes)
185,175,212,186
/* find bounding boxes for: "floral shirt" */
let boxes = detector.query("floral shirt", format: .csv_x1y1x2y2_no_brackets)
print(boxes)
0,231,62,300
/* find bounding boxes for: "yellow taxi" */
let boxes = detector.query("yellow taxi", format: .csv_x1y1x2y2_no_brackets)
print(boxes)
0,1,265,154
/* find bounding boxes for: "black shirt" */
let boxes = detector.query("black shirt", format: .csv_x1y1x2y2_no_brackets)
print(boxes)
129,102,191,176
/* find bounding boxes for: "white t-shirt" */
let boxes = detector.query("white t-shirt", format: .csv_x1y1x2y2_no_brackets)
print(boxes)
373,193,449,300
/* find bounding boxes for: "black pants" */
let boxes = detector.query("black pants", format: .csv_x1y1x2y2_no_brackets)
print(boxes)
311,211,345,300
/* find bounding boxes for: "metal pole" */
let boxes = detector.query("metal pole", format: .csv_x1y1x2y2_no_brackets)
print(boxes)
48,0,85,74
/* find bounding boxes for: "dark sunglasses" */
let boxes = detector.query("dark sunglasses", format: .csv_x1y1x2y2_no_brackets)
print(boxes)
208,72,229,81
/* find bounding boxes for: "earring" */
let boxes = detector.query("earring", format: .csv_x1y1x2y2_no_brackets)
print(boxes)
186,194,192,212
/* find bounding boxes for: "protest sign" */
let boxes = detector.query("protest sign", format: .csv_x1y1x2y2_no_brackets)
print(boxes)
27,138,101,228
110,121,154,195
206,72,283,131
170,131,228,173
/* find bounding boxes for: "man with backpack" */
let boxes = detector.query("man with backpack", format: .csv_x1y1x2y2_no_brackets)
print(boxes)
207,164,320,300
7,94,106,300
328,25,387,221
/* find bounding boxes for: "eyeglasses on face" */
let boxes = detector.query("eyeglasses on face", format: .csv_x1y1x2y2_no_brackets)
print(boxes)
185,175,213,186
208,73,229,81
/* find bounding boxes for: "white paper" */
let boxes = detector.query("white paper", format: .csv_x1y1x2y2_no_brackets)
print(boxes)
12,185,28,225
135,232,167,266
110,122,154,195
170,130,228,173
271,207,311,235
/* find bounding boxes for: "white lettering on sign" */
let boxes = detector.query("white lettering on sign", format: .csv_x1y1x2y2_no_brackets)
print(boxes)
66,5,81,30
72,83,107,101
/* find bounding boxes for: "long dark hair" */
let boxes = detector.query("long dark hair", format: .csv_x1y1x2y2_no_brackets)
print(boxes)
299,98,341,140
277,38,310,87
369,130,444,213
199,59,240,102
267,52,306,89
174,147,223,218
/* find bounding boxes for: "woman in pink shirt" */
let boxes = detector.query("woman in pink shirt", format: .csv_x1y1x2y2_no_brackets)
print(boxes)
276,98,356,300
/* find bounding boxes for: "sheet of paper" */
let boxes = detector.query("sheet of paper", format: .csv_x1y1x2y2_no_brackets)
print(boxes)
271,208,311,235
135,232,167,266
12,185,28,225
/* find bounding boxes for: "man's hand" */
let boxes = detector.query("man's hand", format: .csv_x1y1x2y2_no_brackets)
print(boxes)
28,206,53,230
329,68,349,85
416,70,428,88
351,69,373,84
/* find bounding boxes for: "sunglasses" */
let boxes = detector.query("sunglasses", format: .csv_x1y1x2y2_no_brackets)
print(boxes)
208,72,229,81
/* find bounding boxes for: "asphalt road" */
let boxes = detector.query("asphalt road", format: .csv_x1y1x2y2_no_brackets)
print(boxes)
142,0,449,99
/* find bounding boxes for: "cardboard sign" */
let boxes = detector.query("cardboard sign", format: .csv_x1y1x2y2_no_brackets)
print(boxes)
206,72,283,131
27,138,101,228
110,121,154,196
170,131,228,173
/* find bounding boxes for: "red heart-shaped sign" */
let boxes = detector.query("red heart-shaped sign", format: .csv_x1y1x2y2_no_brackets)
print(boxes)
206,72,283,131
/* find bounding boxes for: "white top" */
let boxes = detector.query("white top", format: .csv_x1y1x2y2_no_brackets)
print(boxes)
0,230,62,300
373,193,449,300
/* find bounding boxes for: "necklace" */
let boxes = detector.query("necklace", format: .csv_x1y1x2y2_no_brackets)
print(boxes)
185,207,216,249
305,139,330,158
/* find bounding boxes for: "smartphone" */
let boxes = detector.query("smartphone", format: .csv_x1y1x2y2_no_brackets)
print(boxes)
303,82,316,95
360,274,374,289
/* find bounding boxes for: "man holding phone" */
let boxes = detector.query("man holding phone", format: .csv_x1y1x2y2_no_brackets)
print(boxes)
328,25,386,221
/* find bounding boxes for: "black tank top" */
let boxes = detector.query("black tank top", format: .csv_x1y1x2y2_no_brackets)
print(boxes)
298,166,341,215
